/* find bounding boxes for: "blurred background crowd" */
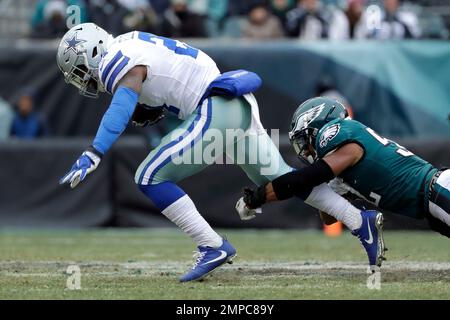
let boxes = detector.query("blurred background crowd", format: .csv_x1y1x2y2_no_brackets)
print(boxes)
0,0,448,41
0,0,448,143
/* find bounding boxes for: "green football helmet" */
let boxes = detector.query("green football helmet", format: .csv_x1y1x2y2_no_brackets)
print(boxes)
289,97,348,163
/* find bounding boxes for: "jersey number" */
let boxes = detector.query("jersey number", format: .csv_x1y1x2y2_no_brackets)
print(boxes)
368,192,381,206
366,128,414,157
138,32,199,59
365,127,414,207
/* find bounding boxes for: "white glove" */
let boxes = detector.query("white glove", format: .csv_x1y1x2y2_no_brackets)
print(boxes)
235,197,262,221
59,150,101,188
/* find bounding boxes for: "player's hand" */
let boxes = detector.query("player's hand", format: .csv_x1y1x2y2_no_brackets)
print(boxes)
132,115,165,127
59,150,101,188
131,104,165,127
235,197,262,220
243,186,267,209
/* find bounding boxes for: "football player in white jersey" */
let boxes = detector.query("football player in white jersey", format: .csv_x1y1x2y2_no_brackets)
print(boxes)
57,23,384,282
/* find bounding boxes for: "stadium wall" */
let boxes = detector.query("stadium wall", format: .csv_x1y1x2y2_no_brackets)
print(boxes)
0,40,449,229
0,136,449,229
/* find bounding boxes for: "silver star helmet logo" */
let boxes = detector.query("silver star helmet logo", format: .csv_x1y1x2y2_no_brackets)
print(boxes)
64,33,86,54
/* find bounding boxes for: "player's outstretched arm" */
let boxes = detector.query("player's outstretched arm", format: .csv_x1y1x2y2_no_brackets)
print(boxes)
242,143,363,209
59,66,146,188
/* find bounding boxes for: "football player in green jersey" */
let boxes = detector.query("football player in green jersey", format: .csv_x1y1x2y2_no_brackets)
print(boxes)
242,97,450,246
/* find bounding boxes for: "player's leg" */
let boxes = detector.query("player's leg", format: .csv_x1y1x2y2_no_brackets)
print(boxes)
427,169,450,237
135,98,222,249
232,131,291,185
234,125,366,229
134,96,251,281
230,97,364,230
230,97,385,266
135,99,236,282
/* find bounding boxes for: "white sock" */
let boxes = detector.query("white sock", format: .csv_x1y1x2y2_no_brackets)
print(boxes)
161,195,223,248
304,183,362,231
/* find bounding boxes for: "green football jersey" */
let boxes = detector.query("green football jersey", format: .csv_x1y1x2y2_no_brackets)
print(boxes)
315,118,437,219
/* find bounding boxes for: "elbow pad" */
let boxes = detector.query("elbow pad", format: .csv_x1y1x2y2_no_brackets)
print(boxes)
271,159,335,201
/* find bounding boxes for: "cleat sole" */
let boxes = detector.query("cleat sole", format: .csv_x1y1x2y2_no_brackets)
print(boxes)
375,212,387,267
227,253,236,264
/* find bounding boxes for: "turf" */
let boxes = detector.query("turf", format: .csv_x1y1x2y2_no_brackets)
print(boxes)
0,229,449,299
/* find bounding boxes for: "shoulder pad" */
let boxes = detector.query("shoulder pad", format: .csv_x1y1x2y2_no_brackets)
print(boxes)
98,40,143,94
316,119,357,158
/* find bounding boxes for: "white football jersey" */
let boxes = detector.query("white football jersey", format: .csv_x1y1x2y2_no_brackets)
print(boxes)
98,31,220,120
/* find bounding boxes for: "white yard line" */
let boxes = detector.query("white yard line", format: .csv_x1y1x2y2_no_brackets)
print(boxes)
1,260,450,276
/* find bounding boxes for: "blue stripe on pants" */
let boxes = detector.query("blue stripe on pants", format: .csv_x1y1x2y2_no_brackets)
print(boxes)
138,98,212,185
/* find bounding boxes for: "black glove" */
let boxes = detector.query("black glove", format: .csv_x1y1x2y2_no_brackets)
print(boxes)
132,104,165,127
243,184,267,209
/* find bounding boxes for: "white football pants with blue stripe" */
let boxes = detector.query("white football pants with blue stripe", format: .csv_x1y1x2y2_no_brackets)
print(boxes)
135,95,291,248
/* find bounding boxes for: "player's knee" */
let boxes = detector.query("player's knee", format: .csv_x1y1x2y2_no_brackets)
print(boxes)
134,173,164,187
134,160,148,185
136,181,186,211
134,162,165,186
134,171,141,185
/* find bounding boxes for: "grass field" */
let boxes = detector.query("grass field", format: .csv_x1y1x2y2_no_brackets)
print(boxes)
0,229,449,299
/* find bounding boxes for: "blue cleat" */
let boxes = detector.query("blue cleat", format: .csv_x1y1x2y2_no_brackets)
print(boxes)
180,239,236,282
352,210,386,268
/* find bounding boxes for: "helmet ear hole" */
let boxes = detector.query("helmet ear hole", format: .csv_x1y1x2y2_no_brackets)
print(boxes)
92,46,98,58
